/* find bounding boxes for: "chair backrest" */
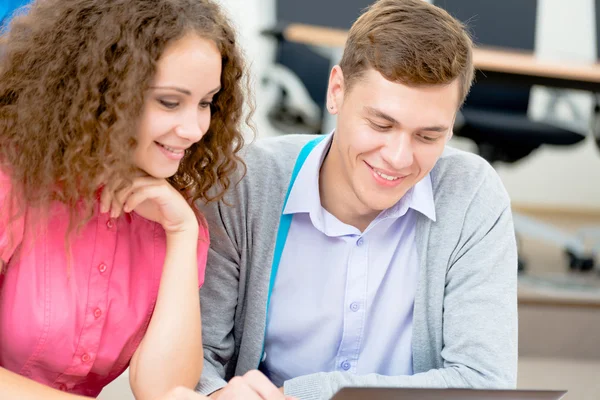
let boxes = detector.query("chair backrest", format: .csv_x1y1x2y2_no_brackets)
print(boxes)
275,0,372,109
277,0,369,29
434,0,538,113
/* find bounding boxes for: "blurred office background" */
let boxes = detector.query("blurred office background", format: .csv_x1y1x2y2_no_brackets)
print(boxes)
100,0,600,398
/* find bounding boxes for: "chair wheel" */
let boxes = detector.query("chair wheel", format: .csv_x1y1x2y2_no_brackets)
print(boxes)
565,250,595,271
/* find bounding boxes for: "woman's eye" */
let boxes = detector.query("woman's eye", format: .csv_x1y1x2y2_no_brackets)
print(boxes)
159,99,178,109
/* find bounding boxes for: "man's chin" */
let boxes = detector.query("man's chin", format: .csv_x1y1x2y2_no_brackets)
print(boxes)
358,197,399,215
368,191,411,211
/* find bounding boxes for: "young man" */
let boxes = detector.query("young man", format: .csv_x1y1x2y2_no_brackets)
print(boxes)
197,1,518,399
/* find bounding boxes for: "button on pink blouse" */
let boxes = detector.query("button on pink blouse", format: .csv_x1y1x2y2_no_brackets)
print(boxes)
0,170,208,397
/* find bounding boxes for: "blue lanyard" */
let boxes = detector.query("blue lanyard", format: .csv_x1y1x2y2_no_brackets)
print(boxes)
259,135,326,365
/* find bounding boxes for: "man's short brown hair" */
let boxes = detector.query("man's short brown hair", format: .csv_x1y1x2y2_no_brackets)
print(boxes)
339,0,474,106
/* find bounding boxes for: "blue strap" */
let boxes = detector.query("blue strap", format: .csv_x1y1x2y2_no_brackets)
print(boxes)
259,135,326,366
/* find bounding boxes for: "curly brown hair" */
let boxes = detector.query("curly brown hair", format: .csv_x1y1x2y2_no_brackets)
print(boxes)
0,0,250,227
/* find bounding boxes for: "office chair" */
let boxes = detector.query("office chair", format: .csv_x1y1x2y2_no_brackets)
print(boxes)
573,0,600,270
262,0,372,134
434,0,594,271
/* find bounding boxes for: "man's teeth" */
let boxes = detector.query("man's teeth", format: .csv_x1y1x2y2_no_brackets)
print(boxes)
158,143,184,154
376,170,400,181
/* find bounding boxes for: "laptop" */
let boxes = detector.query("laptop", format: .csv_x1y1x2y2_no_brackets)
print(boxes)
331,388,567,400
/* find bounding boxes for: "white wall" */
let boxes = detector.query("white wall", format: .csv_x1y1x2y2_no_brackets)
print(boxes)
215,0,282,139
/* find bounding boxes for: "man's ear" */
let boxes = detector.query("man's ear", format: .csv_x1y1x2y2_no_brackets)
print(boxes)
326,65,345,115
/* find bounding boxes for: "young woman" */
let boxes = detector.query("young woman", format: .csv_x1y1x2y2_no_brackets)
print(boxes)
0,1,285,399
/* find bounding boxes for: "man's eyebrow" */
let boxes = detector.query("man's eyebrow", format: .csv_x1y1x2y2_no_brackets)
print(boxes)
364,106,398,125
418,125,450,133
364,106,449,132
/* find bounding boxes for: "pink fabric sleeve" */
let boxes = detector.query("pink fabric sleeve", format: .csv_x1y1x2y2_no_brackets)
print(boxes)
197,221,209,288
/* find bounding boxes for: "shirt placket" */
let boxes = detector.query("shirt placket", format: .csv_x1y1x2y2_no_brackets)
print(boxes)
335,235,369,373
54,213,117,390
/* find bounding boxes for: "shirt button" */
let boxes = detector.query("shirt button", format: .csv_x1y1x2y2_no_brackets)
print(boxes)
59,384,68,391
356,238,364,246
81,353,91,363
98,263,107,273
350,302,360,312
94,308,102,319
106,219,114,229
341,360,351,371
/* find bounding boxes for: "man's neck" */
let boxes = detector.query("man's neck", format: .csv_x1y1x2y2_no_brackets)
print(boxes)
319,148,378,233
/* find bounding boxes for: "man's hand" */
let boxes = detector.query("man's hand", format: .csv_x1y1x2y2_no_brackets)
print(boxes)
209,371,295,400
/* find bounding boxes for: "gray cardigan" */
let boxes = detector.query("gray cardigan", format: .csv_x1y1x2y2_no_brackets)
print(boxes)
197,134,518,400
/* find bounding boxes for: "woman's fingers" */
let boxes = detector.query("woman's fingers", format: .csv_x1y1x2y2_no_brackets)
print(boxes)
100,178,127,216
98,175,193,232
101,176,159,218
122,184,163,213
99,182,114,214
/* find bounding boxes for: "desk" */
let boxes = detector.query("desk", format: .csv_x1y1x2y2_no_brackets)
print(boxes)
268,22,600,133
279,23,600,93
518,357,600,400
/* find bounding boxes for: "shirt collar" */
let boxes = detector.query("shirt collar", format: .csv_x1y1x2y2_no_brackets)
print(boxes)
379,174,437,222
283,132,437,222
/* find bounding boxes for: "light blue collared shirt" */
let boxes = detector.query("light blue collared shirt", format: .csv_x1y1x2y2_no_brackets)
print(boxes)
263,134,436,386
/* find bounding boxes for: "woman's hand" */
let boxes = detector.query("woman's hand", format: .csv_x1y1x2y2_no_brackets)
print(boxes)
159,386,209,400
100,175,197,234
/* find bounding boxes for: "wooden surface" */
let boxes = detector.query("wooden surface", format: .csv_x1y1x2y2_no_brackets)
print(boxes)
474,47,600,83
282,23,600,83
518,357,600,400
